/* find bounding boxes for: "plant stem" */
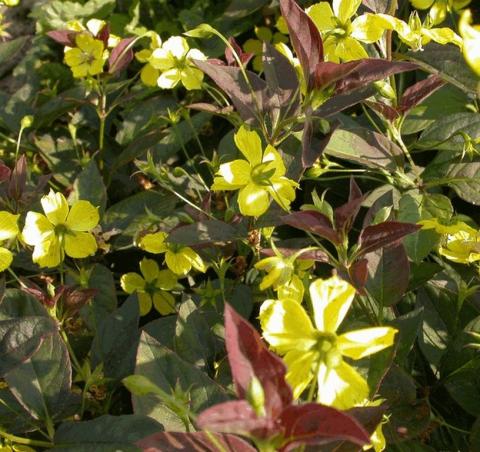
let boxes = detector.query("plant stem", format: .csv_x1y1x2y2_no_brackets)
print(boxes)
0,430,53,448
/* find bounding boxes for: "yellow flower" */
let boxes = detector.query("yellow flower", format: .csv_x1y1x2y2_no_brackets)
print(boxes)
64,33,107,78
0,211,19,272
459,10,480,76
259,275,397,408
22,190,99,268
307,0,387,62
0,0,19,6
135,32,163,87
411,0,471,25
375,11,462,51
139,231,207,276
243,25,288,72
419,218,480,263
211,126,297,217
121,258,177,316
149,36,206,90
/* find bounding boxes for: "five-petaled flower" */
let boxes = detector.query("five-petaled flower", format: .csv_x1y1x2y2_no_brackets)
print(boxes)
307,0,387,62
211,126,297,217
149,36,206,90
0,211,19,272
139,231,207,276
22,190,99,268
260,275,397,408
64,32,107,78
121,258,177,316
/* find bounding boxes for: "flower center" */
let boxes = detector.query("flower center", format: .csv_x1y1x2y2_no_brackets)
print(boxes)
251,162,276,186
314,331,342,369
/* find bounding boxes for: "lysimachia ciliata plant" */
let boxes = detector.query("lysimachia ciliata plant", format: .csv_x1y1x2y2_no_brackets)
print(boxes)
0,0,479,450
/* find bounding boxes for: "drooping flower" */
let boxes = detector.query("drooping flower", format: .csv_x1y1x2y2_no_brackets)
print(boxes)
138,231,207,276
64,32,107,78
419,218,480,263
120,258,177,316
211,126,297,217
0,211,19,272
22,190,99,268
410,0,471,25
374,11,462,51
149,36,206,90
306,0,388,62
135,31,163,87
259,275,397,408
459,10,480,77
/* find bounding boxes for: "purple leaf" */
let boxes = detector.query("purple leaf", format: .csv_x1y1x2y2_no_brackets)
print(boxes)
109,37,136,74
0,162,11,182
364,100,400,122
358,221,420,256
349,258,369,293
302,120,338,169
225,37,253,67
136,431,256,452
47,30,77,47
280,0,323,90
282,211,340,244
314,61,362,90
224,304,293,417
194,60,267,126
261,247,329,262
8,155,27,200
334,177,364,235
197,400,274,438
278,403,370,451
399,75,445,114
335,59,417,94
314,86,376,118
97,23,110,48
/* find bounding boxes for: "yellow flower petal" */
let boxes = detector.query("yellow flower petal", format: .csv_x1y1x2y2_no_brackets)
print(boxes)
33,235,62,268
460,10,480,76
181,66,204,90
139,232,169,254
65,200,99,232
152,291,176,315
351,14,388,43
338,327,397,360
22,212,54,246
0,247,13,272
310,276,356,333
317,361,369,409
64,48,85,67
41,190,69,226
234,126,263,166
267,178,296,211
307,2,335,32
155,269,178,290
157,68,181,89
64,231,97,259
284,349,317,399
0,211,19,241
262,144,286,177
259,298,316,354
139,258,159,282
182,247,206,272
138,292,153,316
140,64,159,87
120,272,146,294
238,183,270,216
334,0,362,23
162,36,189,59
410,0,434,9
217,159,251,187
165,250,192,275
336,36,369,61
277,274,304,303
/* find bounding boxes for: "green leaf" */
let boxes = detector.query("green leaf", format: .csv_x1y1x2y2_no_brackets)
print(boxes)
366,244,410,307
390,307,424,364
416,112,480,151
168,220,246,246
101,190,177,248
80,264,117,332
5,333,78,422
32,0,116,31
0,384,34,434
407,43,480,96
0,289,49,320
0,37,29,77
143,316,176,349
132,332,228,431
397,191,452,262
68,159,107,214
324,128,404,170
174,298,218,369
0,316,58,377
54,414,162,452
112,112,211,172
91,295,139,381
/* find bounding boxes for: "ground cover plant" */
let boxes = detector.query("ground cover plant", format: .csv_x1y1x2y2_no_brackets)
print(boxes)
0,0,479,450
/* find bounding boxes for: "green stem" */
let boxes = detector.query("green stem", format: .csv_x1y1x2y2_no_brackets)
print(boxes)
0,430,53,448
